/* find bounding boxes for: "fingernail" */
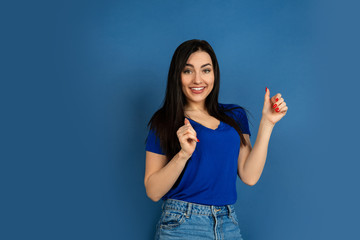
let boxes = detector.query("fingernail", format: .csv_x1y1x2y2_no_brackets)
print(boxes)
273,104,277,108
276,98,279,102
275,108,279,112
265,87,267,92
196,138,200,142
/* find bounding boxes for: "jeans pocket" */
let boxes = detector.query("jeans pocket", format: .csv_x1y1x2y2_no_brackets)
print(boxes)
229,210,239,225
160,210,186,230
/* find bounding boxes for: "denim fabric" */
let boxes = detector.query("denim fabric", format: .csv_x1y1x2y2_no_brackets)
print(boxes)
154,198,244,240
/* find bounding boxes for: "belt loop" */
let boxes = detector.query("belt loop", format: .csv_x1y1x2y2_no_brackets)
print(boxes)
185,202,192,218
226,205,231,218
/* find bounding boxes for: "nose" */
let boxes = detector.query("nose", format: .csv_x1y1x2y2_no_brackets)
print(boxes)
193,71,203,84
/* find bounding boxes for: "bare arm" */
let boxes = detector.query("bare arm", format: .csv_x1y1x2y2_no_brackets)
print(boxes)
237,117,274,186
238,88,288,185
144,150,191,202
144,118,198,202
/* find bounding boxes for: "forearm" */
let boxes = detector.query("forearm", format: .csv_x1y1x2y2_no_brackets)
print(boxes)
243,117,274,185
145,151,190,202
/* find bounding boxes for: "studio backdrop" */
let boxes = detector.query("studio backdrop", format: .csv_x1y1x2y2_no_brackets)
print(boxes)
1,0,359,239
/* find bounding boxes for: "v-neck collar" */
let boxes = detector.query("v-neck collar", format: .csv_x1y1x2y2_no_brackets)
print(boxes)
187,118,223,131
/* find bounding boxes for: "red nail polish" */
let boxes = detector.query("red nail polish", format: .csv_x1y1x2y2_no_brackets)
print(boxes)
275,108,279,112
196,138,200,142
273,104,277,108
265,87,267,92
276,98,279,102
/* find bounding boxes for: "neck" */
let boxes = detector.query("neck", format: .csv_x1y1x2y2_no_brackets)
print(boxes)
184,101,207,112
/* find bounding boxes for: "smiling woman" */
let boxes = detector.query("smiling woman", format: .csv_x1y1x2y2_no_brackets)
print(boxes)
181,52,214,104
144,39,288,239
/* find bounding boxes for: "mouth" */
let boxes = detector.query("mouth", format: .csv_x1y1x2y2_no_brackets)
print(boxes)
190,86,206,94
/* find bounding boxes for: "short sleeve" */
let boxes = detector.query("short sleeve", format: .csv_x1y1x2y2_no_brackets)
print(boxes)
221,103,251,137
145,128,165,155
233,107,251,136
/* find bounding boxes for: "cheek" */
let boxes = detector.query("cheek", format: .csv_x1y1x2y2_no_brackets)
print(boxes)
181,83,190,94
181,75,191,84
205,76,215,86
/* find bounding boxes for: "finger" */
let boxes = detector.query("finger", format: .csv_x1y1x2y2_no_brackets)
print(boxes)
186,121,197,133
177,126,189,137
181,132,198,143
265,87,270,102
178,125,197,136
177,126,197,138
279,106,288,114
278,100,286,108
183,129,199,142
183,119,197,135
275,102,287,113
183,128,197,138
272,98,284,109
182,118,199,141
188,126,197,136
272,93,282,104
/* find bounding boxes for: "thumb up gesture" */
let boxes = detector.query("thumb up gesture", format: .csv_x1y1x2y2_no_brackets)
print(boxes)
176,118,199,159
262,87,288,126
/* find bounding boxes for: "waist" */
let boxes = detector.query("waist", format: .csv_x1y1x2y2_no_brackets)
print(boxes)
161,198,235,217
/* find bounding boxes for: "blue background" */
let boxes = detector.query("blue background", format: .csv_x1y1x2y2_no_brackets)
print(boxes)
1,0,359,239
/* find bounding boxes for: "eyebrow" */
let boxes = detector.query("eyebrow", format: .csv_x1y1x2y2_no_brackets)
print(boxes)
185,63,212,68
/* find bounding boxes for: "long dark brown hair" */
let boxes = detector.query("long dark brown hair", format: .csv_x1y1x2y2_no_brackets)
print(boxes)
146,39,251,162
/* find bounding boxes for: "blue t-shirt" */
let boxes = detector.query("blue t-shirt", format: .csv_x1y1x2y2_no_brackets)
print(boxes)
145,103,251,205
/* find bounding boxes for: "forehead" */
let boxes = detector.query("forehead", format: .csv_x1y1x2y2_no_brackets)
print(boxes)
186,51,212,65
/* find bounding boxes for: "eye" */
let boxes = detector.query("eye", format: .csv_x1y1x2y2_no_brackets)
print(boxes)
183,69,192,74
203,69,211,73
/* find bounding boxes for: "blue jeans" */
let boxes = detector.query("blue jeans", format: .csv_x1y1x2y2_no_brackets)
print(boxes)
154,198,244,240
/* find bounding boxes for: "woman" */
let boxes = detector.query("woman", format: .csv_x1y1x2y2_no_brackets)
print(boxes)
144,39,288,239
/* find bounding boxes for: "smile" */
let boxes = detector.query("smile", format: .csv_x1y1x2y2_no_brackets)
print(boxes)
190,87,206,94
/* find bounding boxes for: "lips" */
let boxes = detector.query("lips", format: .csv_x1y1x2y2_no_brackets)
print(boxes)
190,86,206,94
190,87,205,90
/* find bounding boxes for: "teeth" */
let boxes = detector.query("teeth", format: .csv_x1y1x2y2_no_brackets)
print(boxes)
191,87,205,90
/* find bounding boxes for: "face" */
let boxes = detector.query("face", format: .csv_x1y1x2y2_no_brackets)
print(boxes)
181,50,215,107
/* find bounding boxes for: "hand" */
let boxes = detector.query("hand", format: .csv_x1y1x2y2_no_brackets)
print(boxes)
177,118,198,158
262,87,288,126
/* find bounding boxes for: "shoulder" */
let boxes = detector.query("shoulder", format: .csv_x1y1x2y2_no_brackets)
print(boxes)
219,102,240,109
219,103,246,117
219,102,251,135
